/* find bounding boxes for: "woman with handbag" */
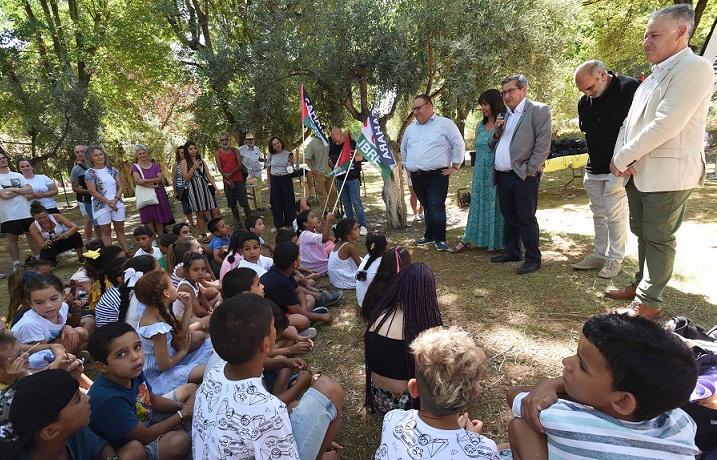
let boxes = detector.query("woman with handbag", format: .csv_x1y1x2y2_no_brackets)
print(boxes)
180,140,219,237
132,144,173,237
84,144,130,252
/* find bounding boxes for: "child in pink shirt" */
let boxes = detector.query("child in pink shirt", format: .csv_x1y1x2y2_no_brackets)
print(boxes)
296,211,336,275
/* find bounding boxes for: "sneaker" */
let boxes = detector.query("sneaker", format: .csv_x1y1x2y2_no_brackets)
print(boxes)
0,272,6,280
270,227,278,233
312,306,329,314
598,258,622,278
415,237,434,245
435,241,449,251
413,214,424,222
571,254,606,270
359,226,368,236
298,327,317,339
11,260,21,272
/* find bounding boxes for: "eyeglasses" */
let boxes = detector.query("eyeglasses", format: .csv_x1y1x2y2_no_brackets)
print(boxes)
500,87,521,97
412,102,429,112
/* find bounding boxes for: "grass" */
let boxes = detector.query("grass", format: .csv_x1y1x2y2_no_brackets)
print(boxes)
2,155,716,459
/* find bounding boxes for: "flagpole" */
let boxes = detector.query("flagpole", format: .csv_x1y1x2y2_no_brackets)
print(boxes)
331,147,358,214
320,177,336,217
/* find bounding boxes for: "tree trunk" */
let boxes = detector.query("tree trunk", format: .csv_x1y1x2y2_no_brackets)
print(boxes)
382,139,407,229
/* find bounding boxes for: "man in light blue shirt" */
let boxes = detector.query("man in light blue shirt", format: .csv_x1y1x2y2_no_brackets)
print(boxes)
400,94,464,251
239,133,266,210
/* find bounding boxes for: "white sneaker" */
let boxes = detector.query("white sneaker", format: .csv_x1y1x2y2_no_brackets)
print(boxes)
359,226,368,236
11,260,21,272
598,258,622,278
571,254,606,270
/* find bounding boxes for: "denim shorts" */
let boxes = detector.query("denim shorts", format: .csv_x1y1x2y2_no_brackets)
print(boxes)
289,387,337,460
80,200,97,225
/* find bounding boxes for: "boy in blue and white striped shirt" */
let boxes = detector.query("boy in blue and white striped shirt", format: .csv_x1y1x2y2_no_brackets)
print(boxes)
507,313,699,460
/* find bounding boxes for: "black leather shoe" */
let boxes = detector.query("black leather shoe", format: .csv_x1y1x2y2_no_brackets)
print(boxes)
517,261,541,274
490,255,523,263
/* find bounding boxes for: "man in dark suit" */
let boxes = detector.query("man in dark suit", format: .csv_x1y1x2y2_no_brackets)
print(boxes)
489,75,552,274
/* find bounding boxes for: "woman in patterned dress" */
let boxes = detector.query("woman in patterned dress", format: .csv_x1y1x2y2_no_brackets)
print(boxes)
180,141,219,236
452,89,506,253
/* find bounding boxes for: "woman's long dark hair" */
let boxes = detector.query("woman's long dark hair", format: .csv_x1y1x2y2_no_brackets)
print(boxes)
360,246,412,321
363,263,443,411
478,89,505,124
183,141,199,168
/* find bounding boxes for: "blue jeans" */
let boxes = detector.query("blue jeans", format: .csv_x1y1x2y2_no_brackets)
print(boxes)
411,171,449,242
339,178,366,227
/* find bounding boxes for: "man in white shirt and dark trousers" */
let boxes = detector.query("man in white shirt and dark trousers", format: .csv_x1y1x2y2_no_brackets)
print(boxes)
490,75,552,274
400,94,465,252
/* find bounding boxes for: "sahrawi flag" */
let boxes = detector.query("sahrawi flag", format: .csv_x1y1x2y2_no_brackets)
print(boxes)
327,131,352,177
300,84,330,146
356,111,396,178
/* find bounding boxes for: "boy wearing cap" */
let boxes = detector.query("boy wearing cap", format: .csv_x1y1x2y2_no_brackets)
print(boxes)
0,369,144,459
239,132,266,210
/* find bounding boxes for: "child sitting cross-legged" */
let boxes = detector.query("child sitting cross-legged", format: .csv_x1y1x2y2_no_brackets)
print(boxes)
0,369,142,460
261,241,332,331
507,312,700,460
207,217,232,269
237,232,274,277
218,229,248,281
224,266,315,348
193,294,345,460
135,270,213,396
88,322,195,460
375,326,499,459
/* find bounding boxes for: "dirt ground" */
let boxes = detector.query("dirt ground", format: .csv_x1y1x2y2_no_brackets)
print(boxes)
1,153,715,459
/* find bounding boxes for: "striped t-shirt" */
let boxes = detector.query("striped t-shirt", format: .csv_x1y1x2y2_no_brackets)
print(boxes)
95,286,121,327
512,392,699,459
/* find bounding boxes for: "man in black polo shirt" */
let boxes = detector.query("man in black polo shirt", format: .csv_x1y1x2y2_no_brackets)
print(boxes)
329,127,367,235
573,60,640,278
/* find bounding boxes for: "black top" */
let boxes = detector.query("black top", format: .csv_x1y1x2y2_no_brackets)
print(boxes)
329,138,362,181
365,331,411,380
578,71,640,174
260,266,298,313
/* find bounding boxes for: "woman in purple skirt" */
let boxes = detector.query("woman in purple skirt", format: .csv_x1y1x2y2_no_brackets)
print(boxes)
131,144,172,236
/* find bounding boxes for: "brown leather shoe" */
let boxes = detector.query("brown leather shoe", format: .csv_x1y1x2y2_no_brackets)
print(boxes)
604,284,636,300
619,301,662,320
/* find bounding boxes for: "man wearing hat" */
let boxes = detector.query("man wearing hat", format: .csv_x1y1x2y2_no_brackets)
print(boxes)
239,132,266,210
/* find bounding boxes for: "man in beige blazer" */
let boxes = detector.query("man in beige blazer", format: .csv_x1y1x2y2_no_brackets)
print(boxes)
606,4,715,318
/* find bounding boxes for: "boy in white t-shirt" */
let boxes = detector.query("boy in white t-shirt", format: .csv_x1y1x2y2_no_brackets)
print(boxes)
507,313,699,460
237,233,273,277
192,294,344,460
375,326,499,460
133,225,161,260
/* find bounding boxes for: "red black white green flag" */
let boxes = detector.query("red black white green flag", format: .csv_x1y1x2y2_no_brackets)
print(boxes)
356,111,396,178
327,130,352,177
300,84,329,146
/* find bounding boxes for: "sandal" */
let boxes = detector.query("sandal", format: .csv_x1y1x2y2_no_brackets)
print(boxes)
450,241,472,253
316,290,343,308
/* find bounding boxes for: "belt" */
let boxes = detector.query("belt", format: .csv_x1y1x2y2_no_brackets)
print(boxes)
495,169,516,175
411,168,445,177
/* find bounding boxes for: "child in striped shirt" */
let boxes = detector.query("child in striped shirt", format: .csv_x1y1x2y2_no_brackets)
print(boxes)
507,313,700,460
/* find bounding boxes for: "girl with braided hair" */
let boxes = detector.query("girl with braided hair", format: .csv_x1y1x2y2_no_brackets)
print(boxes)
135,270,212,395
360,246,412,321
363,262,443,413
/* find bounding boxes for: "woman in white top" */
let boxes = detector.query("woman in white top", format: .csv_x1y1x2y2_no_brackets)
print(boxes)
17,159,60,214
355,232,387,308
84,145,129,252
0,151,38,273
28,203,84,264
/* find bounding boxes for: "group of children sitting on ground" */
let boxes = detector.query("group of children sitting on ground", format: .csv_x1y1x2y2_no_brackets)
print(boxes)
0,208,713,459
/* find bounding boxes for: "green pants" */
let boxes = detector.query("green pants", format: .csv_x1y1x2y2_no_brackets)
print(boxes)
625,179,692,306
